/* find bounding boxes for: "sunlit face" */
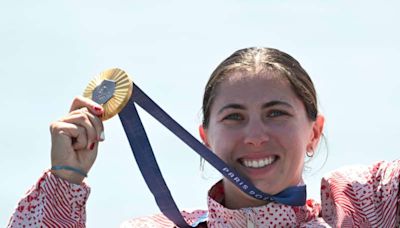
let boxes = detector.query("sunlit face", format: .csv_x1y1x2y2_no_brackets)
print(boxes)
201,72,323,208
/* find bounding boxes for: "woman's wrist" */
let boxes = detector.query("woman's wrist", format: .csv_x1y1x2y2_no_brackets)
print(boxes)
50,166,87,184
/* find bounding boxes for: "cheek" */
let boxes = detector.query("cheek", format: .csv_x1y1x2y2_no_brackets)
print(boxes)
277,128,306,180
274,122,311,152
208,129,239,160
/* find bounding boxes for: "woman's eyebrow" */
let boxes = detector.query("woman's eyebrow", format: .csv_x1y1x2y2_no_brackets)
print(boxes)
262,100,293,109
218,104,245,114
218,101,293,114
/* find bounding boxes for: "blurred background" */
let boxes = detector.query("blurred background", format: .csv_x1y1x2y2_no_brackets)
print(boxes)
1,1,400,227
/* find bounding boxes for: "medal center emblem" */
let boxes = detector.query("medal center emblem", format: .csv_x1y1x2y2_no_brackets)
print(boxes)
92,79,116,104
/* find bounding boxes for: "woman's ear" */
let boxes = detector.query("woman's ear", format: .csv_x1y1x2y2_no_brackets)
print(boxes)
199,125,210,147
307,114,325,152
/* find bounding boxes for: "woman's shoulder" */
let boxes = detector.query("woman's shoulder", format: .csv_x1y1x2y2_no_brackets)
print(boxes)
320,159,400,227
321,159,400,205
323,159,400,183
119,209,208,228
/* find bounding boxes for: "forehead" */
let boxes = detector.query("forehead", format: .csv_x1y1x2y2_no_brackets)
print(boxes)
215,72,297,102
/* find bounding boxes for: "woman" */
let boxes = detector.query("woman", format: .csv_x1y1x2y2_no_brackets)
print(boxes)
8,47,400,227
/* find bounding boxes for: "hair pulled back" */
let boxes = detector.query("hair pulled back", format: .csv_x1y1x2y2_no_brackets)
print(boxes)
202,47,317,128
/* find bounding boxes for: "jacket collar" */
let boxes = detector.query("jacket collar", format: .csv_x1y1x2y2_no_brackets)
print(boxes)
206,180,320,227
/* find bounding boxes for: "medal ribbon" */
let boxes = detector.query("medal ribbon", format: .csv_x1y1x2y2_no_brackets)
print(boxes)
118,84,306,227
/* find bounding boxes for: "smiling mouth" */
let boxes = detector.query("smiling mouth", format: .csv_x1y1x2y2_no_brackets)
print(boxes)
240,156,278,168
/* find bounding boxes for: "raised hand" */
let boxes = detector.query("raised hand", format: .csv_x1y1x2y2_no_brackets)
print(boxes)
49,96,105,184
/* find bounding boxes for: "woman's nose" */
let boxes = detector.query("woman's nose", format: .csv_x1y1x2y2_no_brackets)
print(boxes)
243,120,269,147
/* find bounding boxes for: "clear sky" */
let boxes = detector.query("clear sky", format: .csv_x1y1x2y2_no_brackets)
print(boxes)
1,1,400,227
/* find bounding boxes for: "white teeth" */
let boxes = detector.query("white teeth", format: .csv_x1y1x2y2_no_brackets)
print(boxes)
258,159,265,167
242,156,276,168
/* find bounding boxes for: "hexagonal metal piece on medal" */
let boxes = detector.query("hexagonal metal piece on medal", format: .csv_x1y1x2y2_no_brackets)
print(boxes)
83,68,133,121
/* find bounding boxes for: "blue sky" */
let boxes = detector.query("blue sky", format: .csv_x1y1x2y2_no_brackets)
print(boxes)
1,1,400,227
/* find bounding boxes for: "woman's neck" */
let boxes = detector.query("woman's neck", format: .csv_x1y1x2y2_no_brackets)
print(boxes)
222,180,268,209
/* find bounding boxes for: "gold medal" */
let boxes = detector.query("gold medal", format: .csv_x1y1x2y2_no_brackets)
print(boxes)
83,68,133,121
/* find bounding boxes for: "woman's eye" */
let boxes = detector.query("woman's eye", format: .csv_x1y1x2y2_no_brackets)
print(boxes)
267,110,288,118
223,113,243,121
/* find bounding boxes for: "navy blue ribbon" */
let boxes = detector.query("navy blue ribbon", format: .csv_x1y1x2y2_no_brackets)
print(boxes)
118,84,306,227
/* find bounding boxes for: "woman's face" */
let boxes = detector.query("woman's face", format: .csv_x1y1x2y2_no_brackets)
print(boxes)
201,72,323,205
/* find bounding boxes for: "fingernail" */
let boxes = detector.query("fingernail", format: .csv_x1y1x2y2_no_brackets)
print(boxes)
99,131,105,141
89,143,95,150
94,106,103,112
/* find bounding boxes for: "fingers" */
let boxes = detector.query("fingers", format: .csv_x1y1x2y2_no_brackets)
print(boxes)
70,95,104,117
50,120,95,184
61,108,104,150
50,121,88,150
68,96,105,143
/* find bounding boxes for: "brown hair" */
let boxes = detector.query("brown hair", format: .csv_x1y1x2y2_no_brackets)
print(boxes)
202,47,318,128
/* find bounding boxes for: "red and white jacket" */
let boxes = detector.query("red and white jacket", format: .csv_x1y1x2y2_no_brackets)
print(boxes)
7,160,400,227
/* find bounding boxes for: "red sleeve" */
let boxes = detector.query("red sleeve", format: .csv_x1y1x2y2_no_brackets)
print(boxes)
7,170,90,228
120,209,208,227
321,160,400,227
